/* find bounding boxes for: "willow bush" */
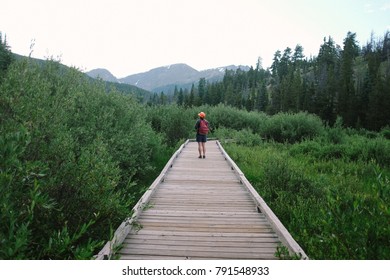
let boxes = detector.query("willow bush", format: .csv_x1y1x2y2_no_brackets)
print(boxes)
0,58,166,259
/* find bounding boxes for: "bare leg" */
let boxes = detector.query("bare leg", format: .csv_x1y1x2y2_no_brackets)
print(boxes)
202,142,206,158
198,142,202,157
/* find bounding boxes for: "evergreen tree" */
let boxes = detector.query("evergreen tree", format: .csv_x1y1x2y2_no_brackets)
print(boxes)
339,32,359,127
188,84,195,107
0,32,13,81
271,50,281,78
256,82,268,112
159,92,167,105
173,86,179,103
198,78,206,105
279,47,292,78
315,36,340,124
177,88,184,106
292,44,304,69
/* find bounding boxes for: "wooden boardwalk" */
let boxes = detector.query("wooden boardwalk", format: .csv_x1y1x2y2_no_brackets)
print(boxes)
96,140,308,260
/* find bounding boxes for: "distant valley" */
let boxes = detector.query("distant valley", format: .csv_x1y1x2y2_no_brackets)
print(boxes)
86,63,250,93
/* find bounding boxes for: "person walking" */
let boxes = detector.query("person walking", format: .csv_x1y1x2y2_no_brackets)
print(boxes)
195,112,209,158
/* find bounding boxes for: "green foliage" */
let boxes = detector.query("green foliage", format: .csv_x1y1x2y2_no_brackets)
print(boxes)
172,31,390,132
319,164,390,259
0,32,13,81
275,245,302,260
145,105,196,146
291,130,390,167
144,104,325,146
0,58,167,259
41,220,104,260
260,112,325,143
213,127,262,146
380,126,390,140
206,104,268,134
325,116,346,144
225,128,390,259
143,104,324,146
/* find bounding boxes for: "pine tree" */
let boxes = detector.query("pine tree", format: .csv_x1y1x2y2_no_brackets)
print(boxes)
0,32,13,81
292,44,304,69
315,36,340,124
198,78,206,105
256,82,268,112
339,32,359,127
188,84,195,107
177,88,184,106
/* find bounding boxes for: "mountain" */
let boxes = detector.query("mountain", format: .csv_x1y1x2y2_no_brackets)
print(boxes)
86,68,118,83
12,54,152,102
119,63,199,91
86,63,250,93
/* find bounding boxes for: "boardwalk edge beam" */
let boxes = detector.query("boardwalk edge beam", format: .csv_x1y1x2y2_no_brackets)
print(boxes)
94,140,190,260
215,140,309,260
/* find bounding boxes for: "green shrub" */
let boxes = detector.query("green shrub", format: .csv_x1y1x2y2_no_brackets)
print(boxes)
145,105,196,146
380,126,390,140
213,127,262,146
326,116,346,144
207,104,268,133
261,112,325,143
320,163,390,259
0,58,166,259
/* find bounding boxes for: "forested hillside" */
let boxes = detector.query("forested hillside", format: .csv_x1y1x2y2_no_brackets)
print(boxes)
165,32,390,131
1,31,389,260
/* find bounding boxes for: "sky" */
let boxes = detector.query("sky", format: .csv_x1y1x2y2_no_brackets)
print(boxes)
1,0,389,78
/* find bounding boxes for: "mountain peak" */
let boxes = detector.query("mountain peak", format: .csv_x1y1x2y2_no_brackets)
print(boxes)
86,68,118,83
87,63,250,92
119,63,200,91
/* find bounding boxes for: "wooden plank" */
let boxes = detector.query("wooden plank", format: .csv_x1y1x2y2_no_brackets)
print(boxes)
128,229,279,238
137,218,269,225
124,235,279,245
121,244,278,254
137,220,273,229
120,248,277,260
140,210,266,218
145,206,258,212
149,200,255,206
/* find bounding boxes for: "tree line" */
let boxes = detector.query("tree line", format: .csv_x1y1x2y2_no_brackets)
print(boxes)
154,31,390,131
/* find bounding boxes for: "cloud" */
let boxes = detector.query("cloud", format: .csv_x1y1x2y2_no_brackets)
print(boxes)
381,3,390,11
365,3,374,13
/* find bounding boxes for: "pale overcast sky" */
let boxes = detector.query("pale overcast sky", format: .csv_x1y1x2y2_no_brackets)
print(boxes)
1,0,389,78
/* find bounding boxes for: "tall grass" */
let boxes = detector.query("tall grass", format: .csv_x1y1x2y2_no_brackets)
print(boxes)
224,130,390,259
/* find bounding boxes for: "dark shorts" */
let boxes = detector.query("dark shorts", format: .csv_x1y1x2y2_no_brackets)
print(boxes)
196,134,207,142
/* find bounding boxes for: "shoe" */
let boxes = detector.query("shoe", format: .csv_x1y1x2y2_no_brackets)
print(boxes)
203,155,206,158
198,155,202,158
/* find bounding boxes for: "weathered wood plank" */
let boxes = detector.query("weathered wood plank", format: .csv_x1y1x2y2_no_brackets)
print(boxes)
121,244,278,254
131,229,279,238
140,210,266,218
123,235,280,248
120,248,277,260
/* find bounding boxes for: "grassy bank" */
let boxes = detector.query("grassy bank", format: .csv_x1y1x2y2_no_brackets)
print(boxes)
224,132,390,259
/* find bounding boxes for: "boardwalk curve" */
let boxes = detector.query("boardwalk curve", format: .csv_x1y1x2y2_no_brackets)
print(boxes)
96,140,308,260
